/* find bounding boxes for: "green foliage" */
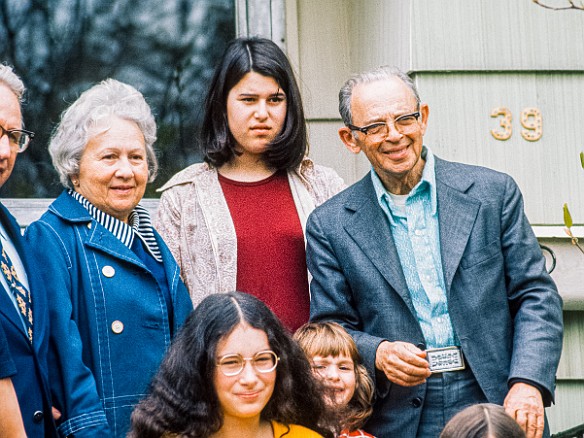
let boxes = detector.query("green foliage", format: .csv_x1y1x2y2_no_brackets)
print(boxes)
564,203,573,229
0,0,235,197
564,155,584,255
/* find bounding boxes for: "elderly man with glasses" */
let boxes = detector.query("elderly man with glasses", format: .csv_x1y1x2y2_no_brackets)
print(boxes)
306,66,563,438
0,64,58,436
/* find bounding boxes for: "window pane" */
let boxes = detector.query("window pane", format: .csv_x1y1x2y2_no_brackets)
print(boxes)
0,0,235,197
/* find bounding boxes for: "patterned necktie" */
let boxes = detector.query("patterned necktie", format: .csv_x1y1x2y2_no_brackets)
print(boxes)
0,242,33,342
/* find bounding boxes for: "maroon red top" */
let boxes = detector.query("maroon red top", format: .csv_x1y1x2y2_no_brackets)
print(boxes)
219,170,309,332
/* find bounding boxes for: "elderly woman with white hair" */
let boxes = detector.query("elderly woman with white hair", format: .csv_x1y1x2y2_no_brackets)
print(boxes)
25,79,193,438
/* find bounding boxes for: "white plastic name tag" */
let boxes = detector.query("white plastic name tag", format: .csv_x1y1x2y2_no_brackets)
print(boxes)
426,346,466,373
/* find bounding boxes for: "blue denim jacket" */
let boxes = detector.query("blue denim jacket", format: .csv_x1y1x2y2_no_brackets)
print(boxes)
25,191,193,438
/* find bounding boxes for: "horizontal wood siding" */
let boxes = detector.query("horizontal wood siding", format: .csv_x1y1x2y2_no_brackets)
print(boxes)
307,121,370,186
549,311,584,431
548,379,584,432
410,0,584,71
416,72,584,225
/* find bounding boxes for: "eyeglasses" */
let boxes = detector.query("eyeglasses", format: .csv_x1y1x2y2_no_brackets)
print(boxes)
347,111,421,141
0,125,34,153
216,350,279,377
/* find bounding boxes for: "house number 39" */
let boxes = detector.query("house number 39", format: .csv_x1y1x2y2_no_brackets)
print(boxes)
490,107,543,142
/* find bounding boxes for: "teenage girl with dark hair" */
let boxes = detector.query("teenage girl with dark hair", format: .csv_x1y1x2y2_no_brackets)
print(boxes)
156,37,345,332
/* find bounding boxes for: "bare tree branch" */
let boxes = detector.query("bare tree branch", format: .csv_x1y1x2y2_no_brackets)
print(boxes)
532,0,584,11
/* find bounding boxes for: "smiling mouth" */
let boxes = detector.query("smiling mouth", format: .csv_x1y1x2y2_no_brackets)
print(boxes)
236,391,262,400
323,383,345,392
382,145,411,157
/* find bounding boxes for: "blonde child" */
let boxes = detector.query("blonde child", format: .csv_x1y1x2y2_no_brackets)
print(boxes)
295,322,376,438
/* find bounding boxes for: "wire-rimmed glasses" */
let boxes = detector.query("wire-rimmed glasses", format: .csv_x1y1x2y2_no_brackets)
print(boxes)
216,350,280,377
347,111,421,141
0,125,35,153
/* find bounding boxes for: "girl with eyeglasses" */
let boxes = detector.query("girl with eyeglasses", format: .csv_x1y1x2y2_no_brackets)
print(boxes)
129,291,331,438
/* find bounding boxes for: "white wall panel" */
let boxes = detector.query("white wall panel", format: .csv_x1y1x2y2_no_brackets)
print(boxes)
348,0,412,73
295,0,352,119
548,311,584,431
548,380,584,433
541,239,584,310
307,120,370,185
557,312,584,379
418,72,584,225
411,0,584,71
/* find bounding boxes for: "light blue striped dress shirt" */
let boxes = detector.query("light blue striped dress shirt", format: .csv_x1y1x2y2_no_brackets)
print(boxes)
371,146,458,349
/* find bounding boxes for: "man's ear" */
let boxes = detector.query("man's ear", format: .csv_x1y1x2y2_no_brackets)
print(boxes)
339,127,361,155
418,103,429,136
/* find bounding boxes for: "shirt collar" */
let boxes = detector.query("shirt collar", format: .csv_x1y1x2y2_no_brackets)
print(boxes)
371,145,438,216
68,190,162,262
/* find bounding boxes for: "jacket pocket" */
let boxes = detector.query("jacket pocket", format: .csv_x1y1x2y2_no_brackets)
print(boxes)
460,240,501,270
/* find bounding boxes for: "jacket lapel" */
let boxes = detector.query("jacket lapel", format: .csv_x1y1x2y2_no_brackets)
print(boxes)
50,192,148,269
85,226,145,267
342,176,417,315
435,159,481,293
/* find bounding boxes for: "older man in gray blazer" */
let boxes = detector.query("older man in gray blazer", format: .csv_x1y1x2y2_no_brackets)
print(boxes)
307,66,563,438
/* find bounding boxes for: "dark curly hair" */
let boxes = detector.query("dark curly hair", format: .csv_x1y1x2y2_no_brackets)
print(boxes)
128,292,329,437
200,37,308,170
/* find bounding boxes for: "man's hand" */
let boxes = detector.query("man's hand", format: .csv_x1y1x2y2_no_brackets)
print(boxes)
375,340,431,386
504,382,544,438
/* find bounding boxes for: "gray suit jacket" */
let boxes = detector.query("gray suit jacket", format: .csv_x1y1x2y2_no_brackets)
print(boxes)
307,157,563,437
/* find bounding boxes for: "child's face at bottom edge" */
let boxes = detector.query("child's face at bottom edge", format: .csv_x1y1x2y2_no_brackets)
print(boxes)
310,354,357,407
